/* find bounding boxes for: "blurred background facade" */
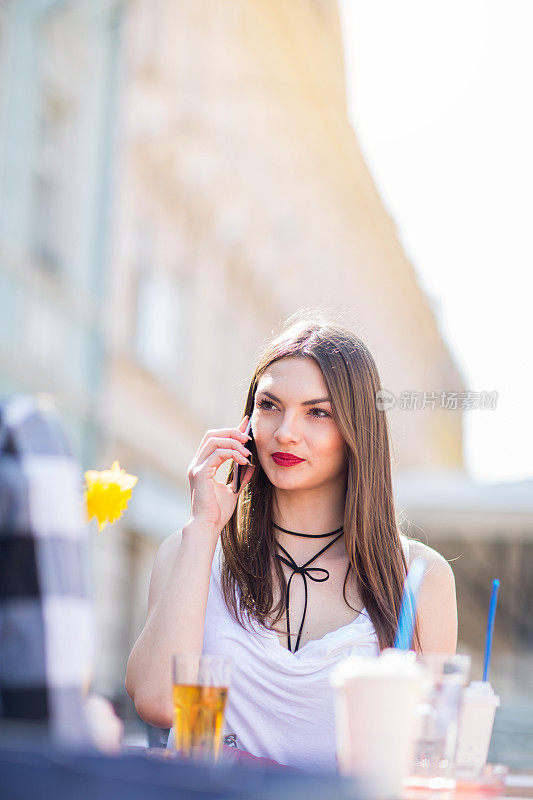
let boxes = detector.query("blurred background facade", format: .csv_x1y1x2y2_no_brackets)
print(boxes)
0,0,531,765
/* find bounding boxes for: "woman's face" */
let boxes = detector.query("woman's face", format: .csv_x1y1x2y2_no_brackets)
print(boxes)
252,356,347,493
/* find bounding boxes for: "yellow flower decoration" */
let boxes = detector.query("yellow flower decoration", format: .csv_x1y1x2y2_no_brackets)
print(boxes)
85,461,138,531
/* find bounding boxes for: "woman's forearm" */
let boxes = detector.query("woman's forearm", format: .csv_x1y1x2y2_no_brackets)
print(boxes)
125,520,218,728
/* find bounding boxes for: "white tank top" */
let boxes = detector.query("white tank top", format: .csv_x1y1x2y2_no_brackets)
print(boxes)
169,535,410,772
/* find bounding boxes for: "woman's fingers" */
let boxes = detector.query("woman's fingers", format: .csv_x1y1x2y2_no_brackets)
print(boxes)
237,415,250,433
195,448,250,479
194,419,250,461
196,436,251,464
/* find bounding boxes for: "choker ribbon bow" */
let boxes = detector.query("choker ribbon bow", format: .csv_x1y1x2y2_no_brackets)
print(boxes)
274,524,343,653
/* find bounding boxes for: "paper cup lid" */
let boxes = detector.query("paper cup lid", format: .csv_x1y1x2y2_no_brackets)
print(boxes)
331,649,423,687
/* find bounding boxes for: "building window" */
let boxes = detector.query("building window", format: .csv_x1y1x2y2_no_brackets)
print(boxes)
31,90,70,274
135,271,188,385
30,4,85,277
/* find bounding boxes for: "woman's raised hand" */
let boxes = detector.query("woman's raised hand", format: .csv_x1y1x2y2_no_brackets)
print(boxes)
187,416,255,538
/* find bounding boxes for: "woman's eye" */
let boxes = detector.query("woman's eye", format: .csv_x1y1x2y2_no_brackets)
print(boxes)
256,399,330,418
257,398,277,411
309,407,330,419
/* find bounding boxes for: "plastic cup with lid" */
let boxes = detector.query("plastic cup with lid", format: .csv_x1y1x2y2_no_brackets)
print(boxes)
455,681,500,779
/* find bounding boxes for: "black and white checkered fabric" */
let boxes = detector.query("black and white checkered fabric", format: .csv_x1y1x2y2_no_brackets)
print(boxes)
0,395,93,745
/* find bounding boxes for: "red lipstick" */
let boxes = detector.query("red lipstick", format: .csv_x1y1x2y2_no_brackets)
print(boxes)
271,452,305,466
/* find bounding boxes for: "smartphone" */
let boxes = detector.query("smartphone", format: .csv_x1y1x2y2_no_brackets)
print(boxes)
232,416,253,493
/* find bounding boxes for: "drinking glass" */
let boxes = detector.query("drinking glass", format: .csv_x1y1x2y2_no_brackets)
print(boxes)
172,654,232,763
408,654,471,793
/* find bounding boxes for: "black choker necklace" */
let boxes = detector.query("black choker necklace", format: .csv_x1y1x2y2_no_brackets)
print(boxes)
273,523,343,539
273,522,344,653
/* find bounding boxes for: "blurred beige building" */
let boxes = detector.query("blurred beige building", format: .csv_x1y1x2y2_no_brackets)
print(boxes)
96,0,466,699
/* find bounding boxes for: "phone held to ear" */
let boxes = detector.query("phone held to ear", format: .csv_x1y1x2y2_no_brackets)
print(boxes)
232,417,253,494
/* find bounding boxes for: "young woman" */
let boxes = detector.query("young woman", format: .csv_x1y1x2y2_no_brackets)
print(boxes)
126,315,457,771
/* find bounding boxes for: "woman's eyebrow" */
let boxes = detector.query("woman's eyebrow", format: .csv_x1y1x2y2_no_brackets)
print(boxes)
258,390,332,405
301,397,332,406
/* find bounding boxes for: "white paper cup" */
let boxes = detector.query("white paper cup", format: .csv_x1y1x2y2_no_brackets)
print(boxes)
455,681,500,778
331,649,425,799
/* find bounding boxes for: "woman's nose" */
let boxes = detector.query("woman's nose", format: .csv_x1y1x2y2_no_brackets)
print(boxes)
274,414,300,443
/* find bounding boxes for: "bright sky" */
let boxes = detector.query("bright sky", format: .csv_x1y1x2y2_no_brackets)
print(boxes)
339,0,533,484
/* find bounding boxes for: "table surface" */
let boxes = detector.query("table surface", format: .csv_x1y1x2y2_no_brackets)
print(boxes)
0,745,531,799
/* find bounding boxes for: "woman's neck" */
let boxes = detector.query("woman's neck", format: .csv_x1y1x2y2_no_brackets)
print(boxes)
272,483,346,562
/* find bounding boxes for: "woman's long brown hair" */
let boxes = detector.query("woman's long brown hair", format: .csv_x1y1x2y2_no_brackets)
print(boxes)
221,313,419,651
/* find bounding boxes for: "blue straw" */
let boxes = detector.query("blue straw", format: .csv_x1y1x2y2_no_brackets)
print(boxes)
482,579,500,682
394,557,426,650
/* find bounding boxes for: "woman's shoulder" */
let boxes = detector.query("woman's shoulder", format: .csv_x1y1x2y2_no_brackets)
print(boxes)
403,537,458,653
403,536,456,608
403,536,454,577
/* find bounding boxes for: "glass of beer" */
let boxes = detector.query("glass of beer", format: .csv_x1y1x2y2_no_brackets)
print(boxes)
172,654,232,763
